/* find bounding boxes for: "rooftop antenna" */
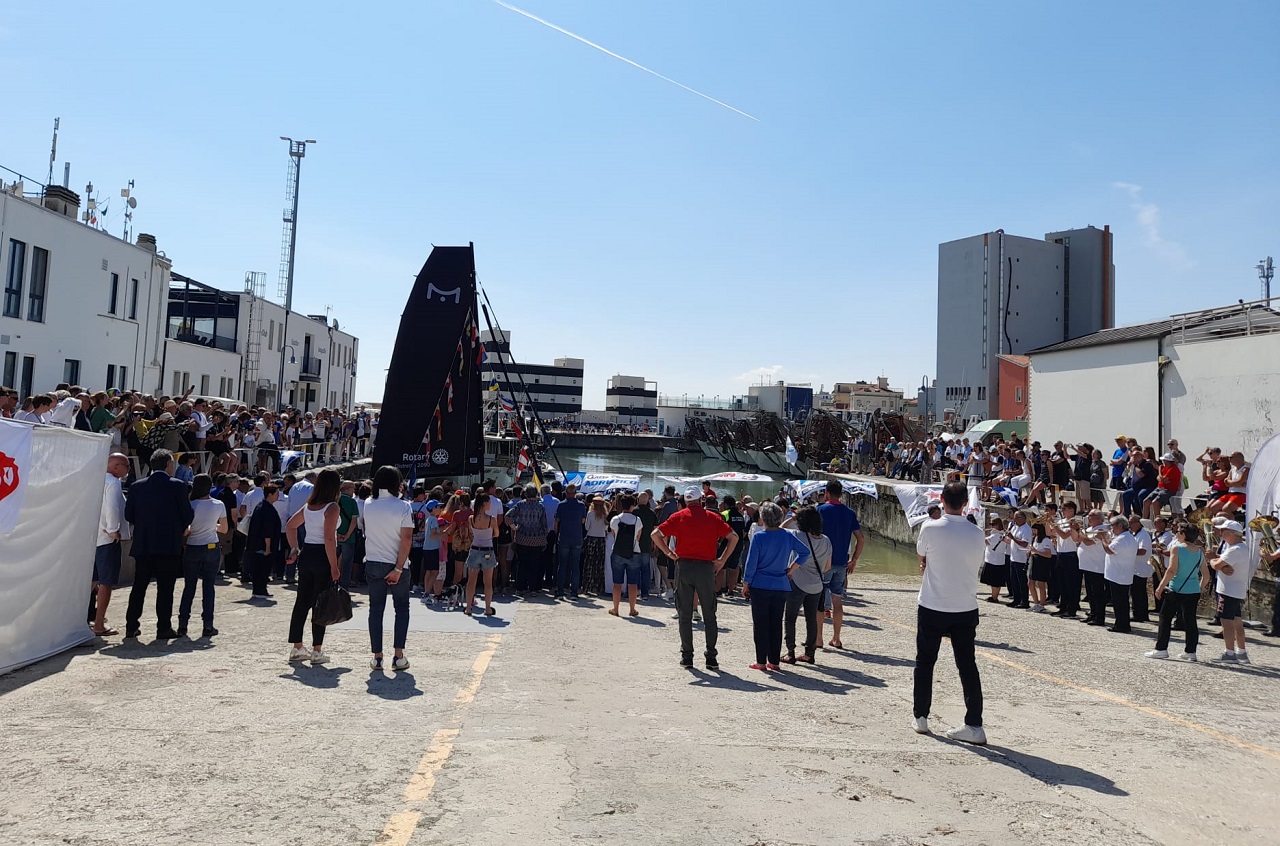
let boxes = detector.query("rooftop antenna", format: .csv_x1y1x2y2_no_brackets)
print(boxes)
1259,256,1274,302
46,118,59,187
120,180,137,242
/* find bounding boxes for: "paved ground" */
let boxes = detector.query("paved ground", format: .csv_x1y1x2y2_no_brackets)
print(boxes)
3,574,1280,846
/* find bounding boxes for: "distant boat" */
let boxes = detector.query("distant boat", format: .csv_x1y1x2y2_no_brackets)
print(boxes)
663,445,692,454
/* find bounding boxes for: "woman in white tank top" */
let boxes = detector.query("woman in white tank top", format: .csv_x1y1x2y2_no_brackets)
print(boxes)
285,468,342,664
464,493,498,617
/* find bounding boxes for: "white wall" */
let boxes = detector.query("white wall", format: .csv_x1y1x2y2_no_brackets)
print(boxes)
1028,339,1159,451
0,193,168,395
1164,334,1280,458
163,341,242,399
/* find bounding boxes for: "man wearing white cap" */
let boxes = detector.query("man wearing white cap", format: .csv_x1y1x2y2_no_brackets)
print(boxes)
1208,521,1253,663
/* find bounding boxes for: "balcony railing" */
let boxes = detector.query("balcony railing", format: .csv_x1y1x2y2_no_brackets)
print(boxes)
171,330,237,353
299,356,323,381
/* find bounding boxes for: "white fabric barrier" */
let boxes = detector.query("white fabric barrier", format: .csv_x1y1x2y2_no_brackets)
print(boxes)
0,426,110,675
1247,433,1280,578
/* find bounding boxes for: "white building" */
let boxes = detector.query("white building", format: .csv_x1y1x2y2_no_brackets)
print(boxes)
604,374,657,424
0,177,359,410
937,226,1114,420
1026,300,1280,459
1,185,173,397
479,329,583,417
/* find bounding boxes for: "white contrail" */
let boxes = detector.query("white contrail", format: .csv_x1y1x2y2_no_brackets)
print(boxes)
491,0,758,121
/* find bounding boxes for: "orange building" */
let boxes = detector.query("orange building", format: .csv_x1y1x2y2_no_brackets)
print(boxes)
996,355,1030,421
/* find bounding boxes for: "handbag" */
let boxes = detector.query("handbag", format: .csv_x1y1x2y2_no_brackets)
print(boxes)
313,582,353,626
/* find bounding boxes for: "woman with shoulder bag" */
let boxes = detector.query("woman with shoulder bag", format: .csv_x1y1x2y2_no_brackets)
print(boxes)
284,469,342,665
782,506,831,664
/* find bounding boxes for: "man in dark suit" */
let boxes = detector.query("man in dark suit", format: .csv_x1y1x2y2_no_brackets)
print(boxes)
124,449,195,639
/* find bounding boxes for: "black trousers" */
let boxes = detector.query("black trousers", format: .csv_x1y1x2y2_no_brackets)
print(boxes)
288,547,331,645
749,587,788,664
1106,578,1131,632
784,589,822,657
125,554,181,634
1083,570,1106,623
1155,592,1200,654
515,544,544,592
1130,576,1151,622
1057,551,1081,615
249,550,278,595
914,606,982,727
225,531,245,575
1008,559,1029,607
542,530,558,587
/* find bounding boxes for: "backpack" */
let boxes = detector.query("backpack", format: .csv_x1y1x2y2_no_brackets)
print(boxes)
451,513,474,551
614,515,636,559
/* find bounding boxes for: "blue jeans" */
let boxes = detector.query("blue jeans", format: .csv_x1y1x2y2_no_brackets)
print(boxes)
179,545,221,627
339,542,357,587
636,552,652,597
610,553,642,586
365,560,411,653
557,541,583,596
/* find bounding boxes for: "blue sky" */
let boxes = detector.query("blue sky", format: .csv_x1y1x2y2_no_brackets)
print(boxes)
2,1,1277,407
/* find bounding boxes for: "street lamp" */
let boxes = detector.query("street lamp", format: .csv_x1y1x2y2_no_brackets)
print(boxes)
275,136,316,411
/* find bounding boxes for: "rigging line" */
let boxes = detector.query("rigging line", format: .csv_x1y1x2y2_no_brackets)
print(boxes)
490,0,758,122
476,279,568,479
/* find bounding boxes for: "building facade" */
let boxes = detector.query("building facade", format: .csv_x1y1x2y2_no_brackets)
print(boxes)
995,355,1029,420
0,176,359,410
604,374,657,424
480,329,583,417
936,226,1114,421
1026,301,1280,459
747,382,813,420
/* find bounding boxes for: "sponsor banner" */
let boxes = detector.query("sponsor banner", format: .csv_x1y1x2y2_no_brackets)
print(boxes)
784,479,879,501
0,419,33,535
659,472,775,485
894,484,982,527
563,472,642,495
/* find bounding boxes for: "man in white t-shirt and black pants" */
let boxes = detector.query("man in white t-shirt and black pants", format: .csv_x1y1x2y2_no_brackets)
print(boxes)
913,481,988,745
1209,522,1254,664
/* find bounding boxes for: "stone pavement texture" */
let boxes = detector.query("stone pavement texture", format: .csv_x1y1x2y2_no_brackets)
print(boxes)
3,574,1279,846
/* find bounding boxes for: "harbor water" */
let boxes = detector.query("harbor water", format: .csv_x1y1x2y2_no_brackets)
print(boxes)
550,447,922,577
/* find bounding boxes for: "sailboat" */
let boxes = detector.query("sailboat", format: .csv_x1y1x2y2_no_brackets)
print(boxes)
371,245,486,485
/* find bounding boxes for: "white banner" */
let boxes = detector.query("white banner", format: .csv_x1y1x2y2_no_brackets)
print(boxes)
1,425,110,675
1246,432,1280,583
659,471,775,485
785,479,880,500
893,484,982,528
562,472,642,495
0,419,33,535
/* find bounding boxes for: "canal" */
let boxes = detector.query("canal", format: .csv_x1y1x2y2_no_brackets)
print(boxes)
550,447,922,578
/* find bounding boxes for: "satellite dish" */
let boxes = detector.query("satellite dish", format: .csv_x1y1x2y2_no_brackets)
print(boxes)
127,196,137,208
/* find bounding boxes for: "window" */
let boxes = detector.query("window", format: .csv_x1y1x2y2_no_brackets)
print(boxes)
977,387,986,401
119,366,127,390
1015,386,1023,403
4,239,25,318
200,375,210,395
172,370,190,395
2,351,15,387
108,273,119,315
28,247,48,323
268,319,275,350
19,355,34,399
128,278,139,320
106,364,116,390
63,359,80,385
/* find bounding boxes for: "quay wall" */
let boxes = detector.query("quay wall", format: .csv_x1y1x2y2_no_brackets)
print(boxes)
547,434,681,452
808,470,1278,621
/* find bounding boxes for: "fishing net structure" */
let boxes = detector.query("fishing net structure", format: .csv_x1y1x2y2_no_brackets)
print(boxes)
860,409,925,452
795,409,850,463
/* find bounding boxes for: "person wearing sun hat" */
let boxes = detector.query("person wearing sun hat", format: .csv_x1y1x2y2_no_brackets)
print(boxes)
1208,520,1254,663
1109,435,1130,491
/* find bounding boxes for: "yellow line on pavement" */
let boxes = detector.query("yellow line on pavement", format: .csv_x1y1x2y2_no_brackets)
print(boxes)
374,634,502,845
865,610,1280,763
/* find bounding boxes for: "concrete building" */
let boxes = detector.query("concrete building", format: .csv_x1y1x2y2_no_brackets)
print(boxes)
604,374,657,424
995,355,1029,420
1,184,173,397
936,226,1114,421
1026,300,1280,459
655,395,753,438
747,382,813,420
480,329,583,417
0,173,359,410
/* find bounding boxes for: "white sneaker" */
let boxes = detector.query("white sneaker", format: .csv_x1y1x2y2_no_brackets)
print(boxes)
944,725,988,745
370,656,384,671
288,646,312,662
1177,652,1198,662
392,656,410,671
310,649,330,664
1032,604,1046,613
424,595,435,606
912,716,930,734
1211,651,1237,663
1234,651,1251,665
1144,649,1170,659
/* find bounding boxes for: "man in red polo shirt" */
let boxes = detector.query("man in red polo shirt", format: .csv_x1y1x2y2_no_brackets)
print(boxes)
652,488,738,670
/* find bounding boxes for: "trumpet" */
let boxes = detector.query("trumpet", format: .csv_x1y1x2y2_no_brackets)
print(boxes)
1250,512,1279,577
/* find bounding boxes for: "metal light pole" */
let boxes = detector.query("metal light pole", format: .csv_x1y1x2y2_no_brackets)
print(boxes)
276,136,315,411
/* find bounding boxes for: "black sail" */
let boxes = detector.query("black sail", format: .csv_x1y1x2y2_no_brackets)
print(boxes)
372,245,484,481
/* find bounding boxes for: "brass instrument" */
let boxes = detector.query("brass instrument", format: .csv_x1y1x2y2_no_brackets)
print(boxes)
1249,513,1279,577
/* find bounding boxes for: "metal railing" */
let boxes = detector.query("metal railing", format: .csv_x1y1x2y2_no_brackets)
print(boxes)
130,437,375,479
1170,298,1280,344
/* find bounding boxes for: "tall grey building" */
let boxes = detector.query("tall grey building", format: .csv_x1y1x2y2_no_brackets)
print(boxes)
935,226,1113,421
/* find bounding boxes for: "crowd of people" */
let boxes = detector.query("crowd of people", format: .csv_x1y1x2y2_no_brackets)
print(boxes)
0,382,378,475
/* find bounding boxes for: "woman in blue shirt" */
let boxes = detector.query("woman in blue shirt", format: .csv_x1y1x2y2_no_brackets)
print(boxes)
742,502,811,671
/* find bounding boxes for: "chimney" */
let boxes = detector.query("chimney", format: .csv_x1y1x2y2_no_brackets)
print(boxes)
42,185,80,219
136,233,157,253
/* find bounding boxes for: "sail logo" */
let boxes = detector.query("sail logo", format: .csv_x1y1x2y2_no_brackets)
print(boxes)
431,448,450,465
426,283,461,303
